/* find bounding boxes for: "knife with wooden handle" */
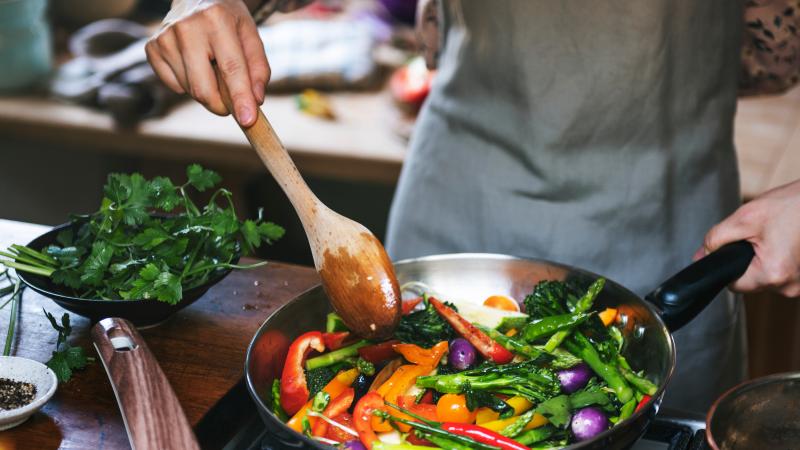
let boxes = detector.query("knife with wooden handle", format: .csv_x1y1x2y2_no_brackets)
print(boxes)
92,318,199,450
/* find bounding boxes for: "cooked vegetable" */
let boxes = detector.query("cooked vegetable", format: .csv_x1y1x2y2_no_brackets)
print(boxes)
543,279,605,352
352,372,373,408
287,368,359,432
441,423,530,450
311,388,354,437
556,363,592,394
515,425,556,446
377,407,500,450
570,407,609,442
393,341,449,367
275,277,655,448
522,312,591,343
483,295,521,312
417,360,560,402
448,338,477,370
620,366,658,396
343,440,368,450
428,297,514,364
327,312,349,333
270,379,288,421
353,392,384,449
322,331,351,351
305,340,369,370
1,165,283,304
395,296,457,348
306,366,338,398
437,394,477,424
477,325,542,360
635,394,652,413
598,308,618,326
358,341,400,364
562,333,633,403
281,332,325,415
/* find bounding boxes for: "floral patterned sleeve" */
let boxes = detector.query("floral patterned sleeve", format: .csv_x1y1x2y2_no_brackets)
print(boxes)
252,0,314,23
741,0,800,95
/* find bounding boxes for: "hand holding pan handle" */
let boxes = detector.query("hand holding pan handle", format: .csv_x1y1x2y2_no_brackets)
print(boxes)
92,318,200,450
646,241,755,332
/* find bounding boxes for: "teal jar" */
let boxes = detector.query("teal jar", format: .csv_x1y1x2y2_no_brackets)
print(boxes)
0,0,52,92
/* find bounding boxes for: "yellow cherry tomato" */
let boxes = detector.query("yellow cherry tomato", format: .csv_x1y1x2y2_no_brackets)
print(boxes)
436,394,477,424
483,295,520,312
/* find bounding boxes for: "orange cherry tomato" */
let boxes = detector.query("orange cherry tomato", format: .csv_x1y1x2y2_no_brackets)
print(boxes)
483,295,520,312
436,394,477,424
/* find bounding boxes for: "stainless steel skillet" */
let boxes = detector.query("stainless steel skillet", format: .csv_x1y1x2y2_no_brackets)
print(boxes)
246,242,753,449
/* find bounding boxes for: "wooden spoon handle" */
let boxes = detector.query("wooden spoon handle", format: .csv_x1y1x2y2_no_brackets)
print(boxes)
92,318,199,450
214,68,320,228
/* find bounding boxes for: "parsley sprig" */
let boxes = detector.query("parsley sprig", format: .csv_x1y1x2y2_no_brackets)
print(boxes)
43,309,92,382
0,164,284,304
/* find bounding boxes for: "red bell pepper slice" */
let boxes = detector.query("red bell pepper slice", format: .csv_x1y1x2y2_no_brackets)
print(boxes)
353,392,385,449
402,297,424,315
325,413,355,442
635,394,652,413
322,331,351,351
428,297,514,364
280,331,325,415
312,387,355,438
357,340,400,364
441,422,530,450
397,395,439,422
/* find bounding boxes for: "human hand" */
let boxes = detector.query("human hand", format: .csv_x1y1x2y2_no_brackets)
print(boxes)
145,0,268,127
698,179,800,297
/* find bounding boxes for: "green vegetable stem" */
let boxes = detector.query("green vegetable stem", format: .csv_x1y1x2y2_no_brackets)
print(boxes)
543,279,605,352
305,340,369,370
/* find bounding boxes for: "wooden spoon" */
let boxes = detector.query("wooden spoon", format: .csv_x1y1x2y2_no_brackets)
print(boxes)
214,69,401,339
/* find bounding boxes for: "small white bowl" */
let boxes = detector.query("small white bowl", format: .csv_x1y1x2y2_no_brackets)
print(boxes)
0,356,58,430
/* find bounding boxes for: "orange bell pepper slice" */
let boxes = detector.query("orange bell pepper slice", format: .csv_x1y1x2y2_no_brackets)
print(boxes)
287,368,358,432
392,341,449,367
599,308,618,326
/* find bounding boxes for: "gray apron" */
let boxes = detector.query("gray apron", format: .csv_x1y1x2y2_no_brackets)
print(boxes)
386,0,747,413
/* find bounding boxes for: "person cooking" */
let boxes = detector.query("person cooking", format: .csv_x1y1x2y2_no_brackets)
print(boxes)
146,0,800,412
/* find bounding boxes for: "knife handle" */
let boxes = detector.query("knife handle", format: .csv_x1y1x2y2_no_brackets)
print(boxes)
92,318,199,450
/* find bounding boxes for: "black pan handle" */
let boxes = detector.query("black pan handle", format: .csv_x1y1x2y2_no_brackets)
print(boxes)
645,241,754,332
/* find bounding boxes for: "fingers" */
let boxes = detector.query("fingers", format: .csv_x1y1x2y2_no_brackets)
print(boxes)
146,1,267,125
173,22,228,115
152,30,190,93
208,11,258,126
704,194,800,297
238,17,270,105
146,42,185,94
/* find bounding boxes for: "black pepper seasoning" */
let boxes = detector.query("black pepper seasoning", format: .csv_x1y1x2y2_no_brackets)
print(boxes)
0,378,37,410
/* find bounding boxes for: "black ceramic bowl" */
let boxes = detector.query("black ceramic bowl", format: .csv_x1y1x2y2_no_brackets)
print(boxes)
16,221,239,328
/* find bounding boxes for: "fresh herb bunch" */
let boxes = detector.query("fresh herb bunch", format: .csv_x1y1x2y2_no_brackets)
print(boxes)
43,309,92,382
0,165,284,304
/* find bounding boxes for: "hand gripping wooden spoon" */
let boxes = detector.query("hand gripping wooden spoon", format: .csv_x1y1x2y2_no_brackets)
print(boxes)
215,70,401,339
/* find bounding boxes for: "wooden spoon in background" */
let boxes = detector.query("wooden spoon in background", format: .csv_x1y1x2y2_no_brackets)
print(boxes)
214,69,401,339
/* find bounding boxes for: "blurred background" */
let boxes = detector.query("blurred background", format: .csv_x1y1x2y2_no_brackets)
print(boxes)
0,0,797,379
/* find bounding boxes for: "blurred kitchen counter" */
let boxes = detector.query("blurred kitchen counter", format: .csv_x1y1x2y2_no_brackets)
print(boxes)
0,89,407,185
0,83,798,195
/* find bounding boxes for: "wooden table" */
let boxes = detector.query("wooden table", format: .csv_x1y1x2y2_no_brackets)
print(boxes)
0,219,319,450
